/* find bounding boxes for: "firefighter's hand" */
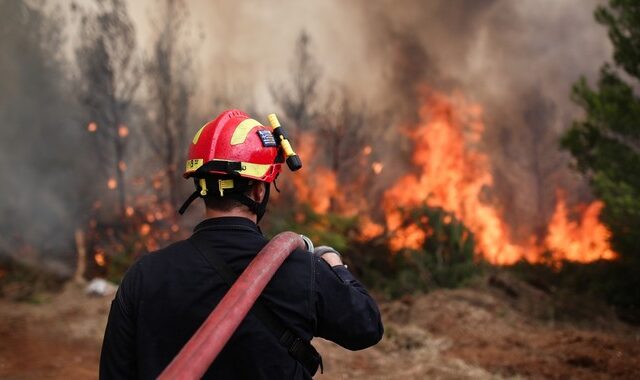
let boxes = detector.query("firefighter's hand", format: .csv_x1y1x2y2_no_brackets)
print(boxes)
314,246,344,267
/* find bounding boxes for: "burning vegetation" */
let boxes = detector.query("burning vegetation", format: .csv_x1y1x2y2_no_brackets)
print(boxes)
380,90,616,265
277,85,616,270
77,32,618,286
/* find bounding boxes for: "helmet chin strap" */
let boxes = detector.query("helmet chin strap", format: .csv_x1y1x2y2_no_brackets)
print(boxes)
178,190,200,215
229,183,270,223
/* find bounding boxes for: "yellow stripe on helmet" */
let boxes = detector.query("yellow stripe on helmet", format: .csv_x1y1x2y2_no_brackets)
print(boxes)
192,124,207,144
239,161,271,178
230,119,262,145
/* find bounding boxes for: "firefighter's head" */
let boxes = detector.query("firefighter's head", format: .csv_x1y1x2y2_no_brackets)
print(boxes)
179,109,284,221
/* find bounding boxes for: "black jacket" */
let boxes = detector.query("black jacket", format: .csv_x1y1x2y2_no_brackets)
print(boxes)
100,217,384,379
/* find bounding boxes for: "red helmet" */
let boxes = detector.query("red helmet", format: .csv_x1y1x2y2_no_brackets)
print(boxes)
184,109,282,182
178,109,286,216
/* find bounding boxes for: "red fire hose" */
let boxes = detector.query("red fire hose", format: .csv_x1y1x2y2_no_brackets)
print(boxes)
157,232,305,380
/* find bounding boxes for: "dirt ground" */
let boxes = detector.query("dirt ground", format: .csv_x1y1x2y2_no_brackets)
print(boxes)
1,276,639,379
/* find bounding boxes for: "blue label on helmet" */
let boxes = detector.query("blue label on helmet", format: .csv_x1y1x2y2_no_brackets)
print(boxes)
257,130,277,147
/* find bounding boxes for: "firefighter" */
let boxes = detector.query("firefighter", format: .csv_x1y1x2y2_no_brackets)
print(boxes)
100,109,384,379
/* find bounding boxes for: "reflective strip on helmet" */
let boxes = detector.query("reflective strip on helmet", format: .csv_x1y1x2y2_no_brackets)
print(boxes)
186,159,204,172
185,159,271,179
230,119,262,145
239,162,271,178
192,124,207,144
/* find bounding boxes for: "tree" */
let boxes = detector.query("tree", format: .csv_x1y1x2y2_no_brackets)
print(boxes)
560,0,640,314
269,31,323,215
75,0,141,219
271,32,380,213
317,90,380,212
144,0,194,210
270,31,321,136
560,0,640,258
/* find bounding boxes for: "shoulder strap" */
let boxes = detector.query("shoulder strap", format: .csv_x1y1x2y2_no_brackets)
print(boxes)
189,234,323,376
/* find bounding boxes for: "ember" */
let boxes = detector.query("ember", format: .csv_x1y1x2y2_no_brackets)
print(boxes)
94,250,106,267
140,223,151,236
118,125,129,138
371,162,383,175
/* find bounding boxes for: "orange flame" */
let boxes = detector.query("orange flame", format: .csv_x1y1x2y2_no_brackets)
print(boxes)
389,223,427,251
290,133,341,214
359,216,385,241
545,193,616,262
383,90,615,264
87,122,97,132
107,178,117,190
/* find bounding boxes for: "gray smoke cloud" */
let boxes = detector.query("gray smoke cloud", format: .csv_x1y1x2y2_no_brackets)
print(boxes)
0,0,95,274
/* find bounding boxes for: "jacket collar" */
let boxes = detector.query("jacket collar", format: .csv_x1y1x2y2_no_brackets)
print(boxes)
193,216,261,234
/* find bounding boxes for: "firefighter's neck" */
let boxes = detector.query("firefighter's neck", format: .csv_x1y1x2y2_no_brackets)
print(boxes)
205,207,257,223
205,183,265,223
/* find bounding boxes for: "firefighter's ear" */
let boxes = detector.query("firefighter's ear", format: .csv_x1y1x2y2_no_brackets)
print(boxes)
250,182,266,203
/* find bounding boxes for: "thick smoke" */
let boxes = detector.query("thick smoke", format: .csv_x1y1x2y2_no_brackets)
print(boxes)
0,0,95,274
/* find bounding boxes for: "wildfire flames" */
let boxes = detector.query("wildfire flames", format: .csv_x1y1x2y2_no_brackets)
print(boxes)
80,164,188,280
382,90,615,265
545,193,615,262
285,89,615,265
83,89,614,271
290,133,340,214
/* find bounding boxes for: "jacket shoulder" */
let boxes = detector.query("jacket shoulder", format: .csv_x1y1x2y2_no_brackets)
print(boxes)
137,239,193,264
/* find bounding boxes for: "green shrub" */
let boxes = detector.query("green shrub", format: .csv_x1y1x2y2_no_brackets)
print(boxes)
381,206,483,297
